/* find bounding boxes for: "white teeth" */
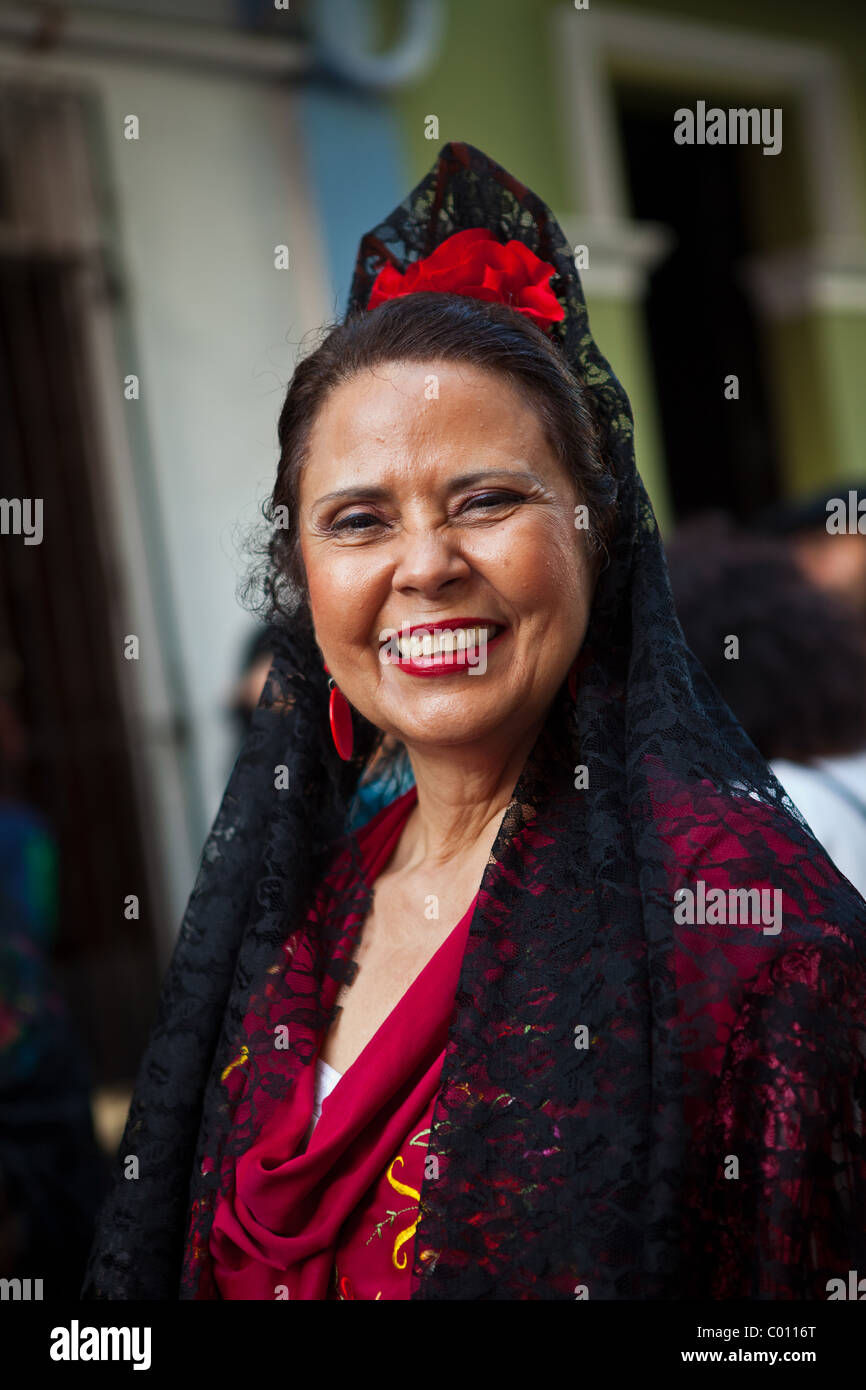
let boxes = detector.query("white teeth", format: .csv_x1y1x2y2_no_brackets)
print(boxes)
392,625,498,659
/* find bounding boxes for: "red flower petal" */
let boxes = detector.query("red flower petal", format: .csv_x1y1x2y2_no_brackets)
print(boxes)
367,228,564,331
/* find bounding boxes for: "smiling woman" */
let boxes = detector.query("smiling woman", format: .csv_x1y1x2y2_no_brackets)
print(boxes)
266,288,614,824
299,352,597,749
296,353,600,1087
83,142,866,1303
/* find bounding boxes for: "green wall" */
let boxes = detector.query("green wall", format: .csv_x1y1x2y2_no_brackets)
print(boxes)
378,0,866,511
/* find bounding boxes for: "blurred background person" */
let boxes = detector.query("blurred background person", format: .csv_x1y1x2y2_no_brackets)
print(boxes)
666,512,866,899
0,675,108,1298
225,623,279,750
226,621,414,826
751,480,866,627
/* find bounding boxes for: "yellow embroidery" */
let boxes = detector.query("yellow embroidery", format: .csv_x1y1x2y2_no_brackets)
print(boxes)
220,1046,249,1081
386,1156,421,1270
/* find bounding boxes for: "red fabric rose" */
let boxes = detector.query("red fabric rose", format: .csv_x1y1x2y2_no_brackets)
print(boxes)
366,227,565,332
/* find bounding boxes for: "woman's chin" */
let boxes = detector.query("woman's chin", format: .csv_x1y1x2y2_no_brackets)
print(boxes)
384,705,527,753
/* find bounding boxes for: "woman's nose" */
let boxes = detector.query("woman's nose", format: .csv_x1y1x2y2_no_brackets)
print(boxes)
391,528,472,596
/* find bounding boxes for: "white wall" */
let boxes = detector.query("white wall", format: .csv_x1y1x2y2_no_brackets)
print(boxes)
0,37,330,945
100,65,329,820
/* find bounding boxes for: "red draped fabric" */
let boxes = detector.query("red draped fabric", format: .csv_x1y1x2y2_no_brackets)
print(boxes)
197,767,853,1301
208,786,477,1299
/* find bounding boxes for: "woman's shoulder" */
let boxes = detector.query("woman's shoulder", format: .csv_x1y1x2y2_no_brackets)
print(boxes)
645,763,866,967
644,761,811,859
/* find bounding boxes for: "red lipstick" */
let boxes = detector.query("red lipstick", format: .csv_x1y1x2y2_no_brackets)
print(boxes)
379,619,508,678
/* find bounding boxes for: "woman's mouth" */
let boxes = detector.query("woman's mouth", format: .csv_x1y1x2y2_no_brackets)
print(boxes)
379,622,508,676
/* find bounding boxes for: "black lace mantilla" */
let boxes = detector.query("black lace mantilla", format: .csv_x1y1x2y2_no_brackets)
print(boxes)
82,142,866,1301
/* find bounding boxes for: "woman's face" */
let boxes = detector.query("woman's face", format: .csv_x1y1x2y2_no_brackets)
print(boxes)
298,359,596,756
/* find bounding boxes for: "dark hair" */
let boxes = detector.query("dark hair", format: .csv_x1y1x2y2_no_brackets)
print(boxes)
665,512,866,762
254,292,615,630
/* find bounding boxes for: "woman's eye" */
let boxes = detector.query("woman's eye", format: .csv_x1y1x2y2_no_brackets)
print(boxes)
462,491,523,512
328,492,522,533
331,512,382,533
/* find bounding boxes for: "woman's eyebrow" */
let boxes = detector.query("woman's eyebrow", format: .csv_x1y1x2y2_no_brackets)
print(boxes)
311,469,544,508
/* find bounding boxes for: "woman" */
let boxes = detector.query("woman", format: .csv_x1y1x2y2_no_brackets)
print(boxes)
83,142,866,1301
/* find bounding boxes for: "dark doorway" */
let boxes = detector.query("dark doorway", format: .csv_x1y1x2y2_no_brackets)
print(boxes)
0,253,161,1086
615,85,782,522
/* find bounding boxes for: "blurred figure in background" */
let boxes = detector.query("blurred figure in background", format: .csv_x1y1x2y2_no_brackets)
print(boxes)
666,512,866,900
751,480,866,625
0,671,108,1298
225,623,279,748
227,621,414,828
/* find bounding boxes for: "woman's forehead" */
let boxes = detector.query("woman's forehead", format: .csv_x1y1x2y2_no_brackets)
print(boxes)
301,362,555,500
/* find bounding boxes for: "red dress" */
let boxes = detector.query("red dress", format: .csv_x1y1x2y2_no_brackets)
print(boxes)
196,764,853,1301
208,785,476,1299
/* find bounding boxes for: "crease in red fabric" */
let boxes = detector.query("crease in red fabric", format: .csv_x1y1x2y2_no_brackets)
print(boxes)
208,784,479,1299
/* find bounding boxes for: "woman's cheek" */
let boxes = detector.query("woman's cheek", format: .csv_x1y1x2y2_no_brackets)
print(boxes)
479,514,580,601
307,550,365,617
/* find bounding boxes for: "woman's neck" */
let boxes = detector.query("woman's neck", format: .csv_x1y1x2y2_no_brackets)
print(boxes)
395,719,544,871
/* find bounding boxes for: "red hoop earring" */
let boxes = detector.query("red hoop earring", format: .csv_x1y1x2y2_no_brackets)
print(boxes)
323,663,354,760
